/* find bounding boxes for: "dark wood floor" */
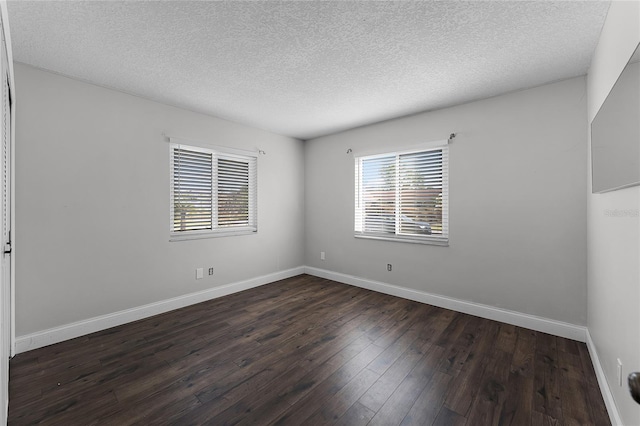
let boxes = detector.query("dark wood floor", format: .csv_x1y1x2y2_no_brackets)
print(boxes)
9,274,609,425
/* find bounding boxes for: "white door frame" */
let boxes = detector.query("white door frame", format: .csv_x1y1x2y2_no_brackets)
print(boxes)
0,2,14,422
0,7,14,419
0,1,14,362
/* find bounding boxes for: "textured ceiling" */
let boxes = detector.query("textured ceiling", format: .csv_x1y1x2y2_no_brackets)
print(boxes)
8,1,610,140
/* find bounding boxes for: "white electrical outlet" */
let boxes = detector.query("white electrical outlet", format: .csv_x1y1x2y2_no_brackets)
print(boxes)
320,251,325,261
617,358,623,386
196,268,204,280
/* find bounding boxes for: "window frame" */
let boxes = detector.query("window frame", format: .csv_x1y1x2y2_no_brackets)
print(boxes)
169,137,257,242
354,141,449,246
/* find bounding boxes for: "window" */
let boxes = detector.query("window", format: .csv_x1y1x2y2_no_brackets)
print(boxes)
170,139,257,240
354,142,448,246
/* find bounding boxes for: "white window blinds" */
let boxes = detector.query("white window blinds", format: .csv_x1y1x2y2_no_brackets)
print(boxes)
172,146,213,232
170,141,257,239
355,144,448,245
217,158,254,228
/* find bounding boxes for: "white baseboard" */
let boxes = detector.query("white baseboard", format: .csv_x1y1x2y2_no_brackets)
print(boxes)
304,266,587,342
15,266,305,354
16,265,588,354
586,330,623,426
16,265,612,424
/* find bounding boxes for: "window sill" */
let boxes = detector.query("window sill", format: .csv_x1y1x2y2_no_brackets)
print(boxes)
354,233,448,247
170,228,257,242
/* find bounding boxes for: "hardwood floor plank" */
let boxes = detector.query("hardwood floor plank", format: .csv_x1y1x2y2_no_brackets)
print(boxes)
494,323,517,354
11,386,118,425
533,332,563,422
358,334,439,413
367,320,425,375
557,344,597,425
269,338,386,425
464,349,512,425
8,275,609,426
97,390,201,425
436,317,483,377
304,368,379,425
399,371,452,426
335,401,376,426
531,410,561,426
367,344,446,425
443,319,500,416
498,328,536,426
576,342,611,425
207,365,312,426
434,311,471,348
433,406,467,426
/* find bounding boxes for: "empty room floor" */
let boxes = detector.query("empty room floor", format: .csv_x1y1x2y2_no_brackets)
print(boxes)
8,275,609,425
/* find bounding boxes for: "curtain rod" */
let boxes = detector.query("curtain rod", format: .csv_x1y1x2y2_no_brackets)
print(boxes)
347,133,456,154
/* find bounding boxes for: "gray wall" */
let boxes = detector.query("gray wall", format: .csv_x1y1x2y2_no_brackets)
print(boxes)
587,1,640,424
15,58,596,349
14,63,305,335
305,77,588,325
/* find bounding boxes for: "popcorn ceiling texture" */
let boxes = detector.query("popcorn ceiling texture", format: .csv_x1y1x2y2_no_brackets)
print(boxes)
8,1,609,140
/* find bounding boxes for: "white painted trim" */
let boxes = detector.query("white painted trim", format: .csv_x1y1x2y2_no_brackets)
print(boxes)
15,266,304,354
17,265,589,352
1,0,15,363
8,24,14,360
304,266,587,342
586,329,624,426
0,2,15,92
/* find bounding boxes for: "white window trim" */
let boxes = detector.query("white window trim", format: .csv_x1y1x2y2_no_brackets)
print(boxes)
354,140,449,247
168,137,257,242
